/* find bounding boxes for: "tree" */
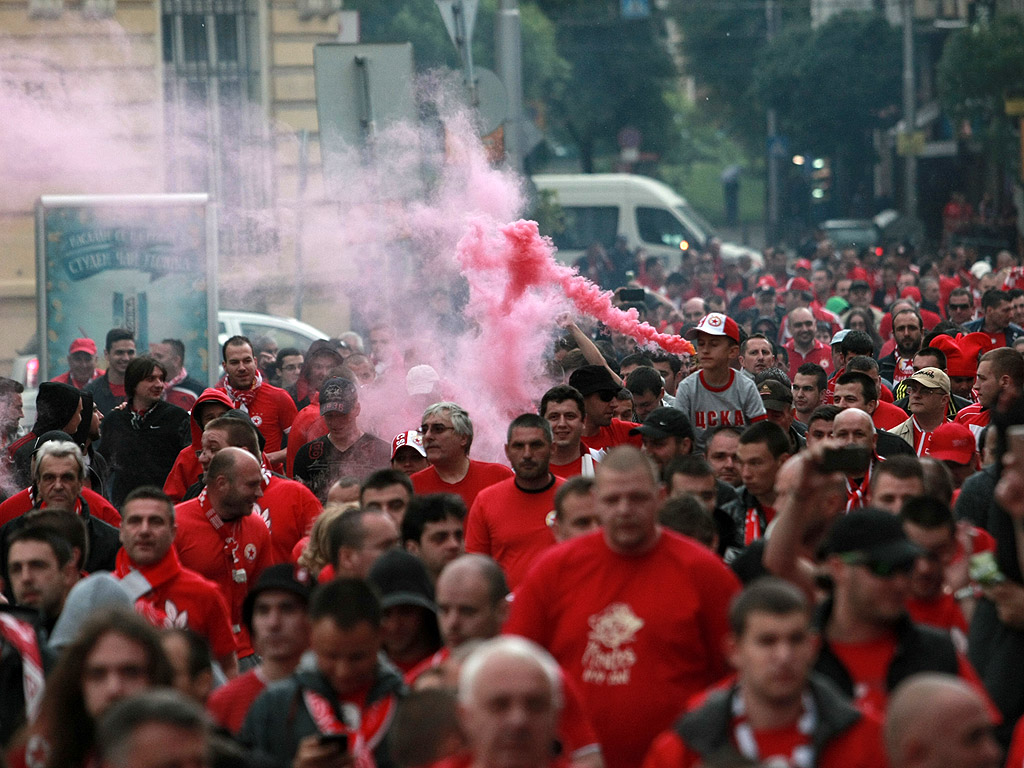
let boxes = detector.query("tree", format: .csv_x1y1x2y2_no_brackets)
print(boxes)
534,1,679,172
938,15,1024,186
342,0,570,110
755,11,901,214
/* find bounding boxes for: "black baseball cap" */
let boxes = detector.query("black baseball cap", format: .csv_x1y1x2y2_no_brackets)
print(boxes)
241,563,316,630
823,508,922,569
758,380,793,412
568,365,620,397
629,407,694,440
319,377,358,415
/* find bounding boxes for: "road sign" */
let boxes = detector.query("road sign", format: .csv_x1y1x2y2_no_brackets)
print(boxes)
436,0,478,49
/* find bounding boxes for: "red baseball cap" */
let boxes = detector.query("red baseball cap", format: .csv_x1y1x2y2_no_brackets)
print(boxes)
928,422,975,465
794,258,813,271
68,338,96,356
684,313,740,343
786,277,813,293
391,430,426,460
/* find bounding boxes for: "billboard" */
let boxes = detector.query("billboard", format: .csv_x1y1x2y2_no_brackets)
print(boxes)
36,194,218,385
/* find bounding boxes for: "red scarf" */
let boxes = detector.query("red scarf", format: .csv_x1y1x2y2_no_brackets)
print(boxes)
223,370,263,413
911,417,935,457
303,688,398,768
0,614,44,723
845,459,878,512
198,488,250,633
114,548,184,627
743,505,776,545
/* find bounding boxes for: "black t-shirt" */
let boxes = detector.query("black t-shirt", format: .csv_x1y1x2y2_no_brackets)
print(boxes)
293,433,391,501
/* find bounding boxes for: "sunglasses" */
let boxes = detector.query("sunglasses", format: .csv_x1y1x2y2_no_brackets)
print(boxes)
841,553,915,578
595,390,617,402
948,303,971,311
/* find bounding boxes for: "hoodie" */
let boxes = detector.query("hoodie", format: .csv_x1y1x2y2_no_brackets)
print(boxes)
285,341,344,411
8,384,83,490
162,388,235,503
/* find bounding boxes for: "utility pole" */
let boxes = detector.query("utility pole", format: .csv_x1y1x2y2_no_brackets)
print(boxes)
765,0,780,244
902,0,917,219
495,0,523,172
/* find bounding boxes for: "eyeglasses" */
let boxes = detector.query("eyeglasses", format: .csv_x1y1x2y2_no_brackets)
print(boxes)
595,390,617,402
420,424,455,436
948,303,971,311
281,364,302,371
840,553,915,577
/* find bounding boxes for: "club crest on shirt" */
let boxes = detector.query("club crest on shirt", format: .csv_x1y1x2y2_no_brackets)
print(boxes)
244,543,257,561
582,603,643,685
251,414,263,427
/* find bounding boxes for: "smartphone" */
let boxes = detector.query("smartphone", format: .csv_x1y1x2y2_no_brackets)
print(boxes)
617,288,646,303
819,445,871,475
318,733,349,751
969,551,1006,587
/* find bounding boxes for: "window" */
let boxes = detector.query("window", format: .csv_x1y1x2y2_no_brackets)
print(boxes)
551,206,619,252
162,0,272,259
636,207,696,249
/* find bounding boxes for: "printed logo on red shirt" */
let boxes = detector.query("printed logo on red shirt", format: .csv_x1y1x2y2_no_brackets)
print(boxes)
244,543,257,561
582,603,643,685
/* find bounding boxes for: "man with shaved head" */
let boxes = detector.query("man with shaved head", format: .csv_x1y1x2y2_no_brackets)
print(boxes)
831,408,878,512
885,674,1001,768
174,447,274,665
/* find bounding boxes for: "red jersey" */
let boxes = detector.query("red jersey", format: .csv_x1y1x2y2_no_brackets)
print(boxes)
581,418,643,453
257,474,322,562
115,548,236,660
217,381,297,454
783,338,832,381
1006,714,1024,768
411,460,513,510
465,476,563,589
954,403,990,449
873,401,909,431
286,399,325,477
164,445,201,503
0,487,121,528
207,668,268,733
173,494,275,657
506,529,740,768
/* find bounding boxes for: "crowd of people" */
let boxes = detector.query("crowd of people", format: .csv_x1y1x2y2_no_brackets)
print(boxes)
0,232,1023,768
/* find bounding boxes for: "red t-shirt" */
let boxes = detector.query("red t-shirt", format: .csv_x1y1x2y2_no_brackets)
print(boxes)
217,382,297,454
0,487,121,528
207,668,267,733
173,497,275,656
581,418,643,453
873,400,909,431
286,401,326,477
258,474,322,562
411,460,513,510
115,548,237,660
907,592,968,636
465,476,563,589
506,529,740,768
829,636,896,719
550,455,583,479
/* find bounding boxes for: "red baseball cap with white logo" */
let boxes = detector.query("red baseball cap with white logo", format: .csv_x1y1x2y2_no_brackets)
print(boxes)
684,313,740,343
928,422,975,465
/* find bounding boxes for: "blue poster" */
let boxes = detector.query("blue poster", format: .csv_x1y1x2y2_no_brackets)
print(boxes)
36,194,218,385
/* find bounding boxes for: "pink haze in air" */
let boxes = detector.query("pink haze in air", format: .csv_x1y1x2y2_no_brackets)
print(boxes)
2,35,690,464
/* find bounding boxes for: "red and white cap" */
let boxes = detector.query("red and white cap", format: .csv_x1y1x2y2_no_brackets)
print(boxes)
684,313,740,343
391,430,426,460
928,422,975,465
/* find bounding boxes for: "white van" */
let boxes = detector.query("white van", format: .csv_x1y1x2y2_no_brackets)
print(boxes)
533,173,759,269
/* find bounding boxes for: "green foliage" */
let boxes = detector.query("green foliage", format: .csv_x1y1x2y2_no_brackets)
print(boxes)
755,11,901,157
666,0,808,157
938,15,1024,124
342,0,570,105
